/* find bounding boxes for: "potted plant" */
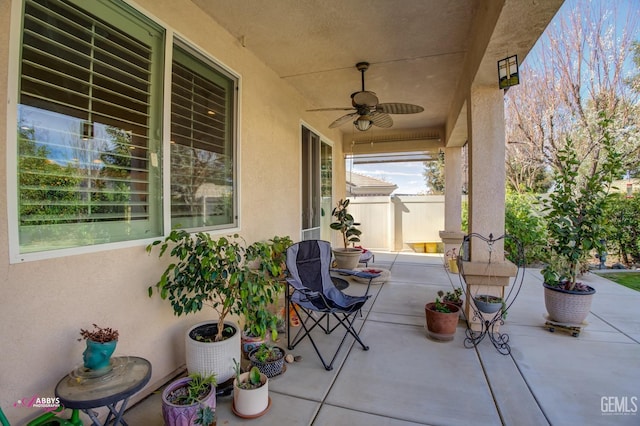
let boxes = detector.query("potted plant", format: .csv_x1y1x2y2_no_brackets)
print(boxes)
330,199,363,269
248,344,286,378
424,298,460,342
446,248,459,273
148,231,291,383
147,231,249,383
232,360,270,418
78,324,119,371
162,373,216,426
438,288,463,310
472,294,504,314
540,116,623,325
241,236,292,356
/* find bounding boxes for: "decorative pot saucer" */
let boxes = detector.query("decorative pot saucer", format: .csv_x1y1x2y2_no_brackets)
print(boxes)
69,356,129,383
232,396,272,419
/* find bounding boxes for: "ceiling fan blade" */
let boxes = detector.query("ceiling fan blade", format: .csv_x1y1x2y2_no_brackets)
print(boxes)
377,103,424,114
370,111,393,128
307,107,356,112
352,91,379,107
329,112,358,128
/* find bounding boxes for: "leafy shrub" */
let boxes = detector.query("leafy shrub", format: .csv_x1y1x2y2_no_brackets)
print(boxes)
603,192,640,265
504,192,547,265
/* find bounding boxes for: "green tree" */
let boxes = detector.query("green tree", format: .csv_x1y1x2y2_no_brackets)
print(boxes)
91,126,134,218
423,151,445,194
18,125,81,225
504,192,547,265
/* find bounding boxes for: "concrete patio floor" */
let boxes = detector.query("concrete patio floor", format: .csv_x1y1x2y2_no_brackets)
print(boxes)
125,252,640,425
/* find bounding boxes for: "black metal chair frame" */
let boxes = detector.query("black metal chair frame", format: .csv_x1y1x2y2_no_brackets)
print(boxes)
285,240,379,371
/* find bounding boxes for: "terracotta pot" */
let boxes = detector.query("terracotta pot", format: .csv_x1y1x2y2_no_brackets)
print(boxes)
544,283,595,324
162,376,216,426
425,302,460,341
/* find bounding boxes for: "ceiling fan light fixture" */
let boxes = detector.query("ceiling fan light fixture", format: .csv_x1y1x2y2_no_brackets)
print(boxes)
355,115,373,131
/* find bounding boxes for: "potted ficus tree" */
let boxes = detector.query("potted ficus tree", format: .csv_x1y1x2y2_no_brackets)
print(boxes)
162,373,216,426
330,199,363,269
541,115,623,325
148,231,288,384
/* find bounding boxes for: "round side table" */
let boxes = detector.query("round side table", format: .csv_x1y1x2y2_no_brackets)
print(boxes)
55,356,151,426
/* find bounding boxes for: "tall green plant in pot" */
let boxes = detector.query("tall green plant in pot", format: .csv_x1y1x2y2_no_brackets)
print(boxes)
330,199,363,269
541,115,623,325
147,231,250,382
241,236,292,355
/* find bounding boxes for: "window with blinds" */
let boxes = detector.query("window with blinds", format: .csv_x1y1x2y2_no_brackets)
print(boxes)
16,0,164,254
15,0,238,257
170,45,236,229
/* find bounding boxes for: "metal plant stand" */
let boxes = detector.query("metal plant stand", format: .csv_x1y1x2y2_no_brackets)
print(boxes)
458,233,525,355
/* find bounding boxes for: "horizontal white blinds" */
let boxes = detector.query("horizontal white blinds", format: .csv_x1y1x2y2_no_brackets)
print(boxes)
170,45,234,228
17,0,163,252
21,0,152,134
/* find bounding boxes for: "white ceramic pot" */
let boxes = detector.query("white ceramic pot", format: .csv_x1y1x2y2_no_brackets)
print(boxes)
185,321,241,383
233,372,269,418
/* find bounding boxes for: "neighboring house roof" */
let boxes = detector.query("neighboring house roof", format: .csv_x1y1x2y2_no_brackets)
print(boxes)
346,172,398,197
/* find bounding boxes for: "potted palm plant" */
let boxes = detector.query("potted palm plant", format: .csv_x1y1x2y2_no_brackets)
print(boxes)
330,199,363,269
541,116,623,325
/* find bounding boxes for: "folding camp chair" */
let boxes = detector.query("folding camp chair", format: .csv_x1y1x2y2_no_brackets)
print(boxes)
285,240,379,371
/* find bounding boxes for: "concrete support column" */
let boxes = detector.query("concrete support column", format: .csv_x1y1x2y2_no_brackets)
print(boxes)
468,85,506,256
439,146,465,259
463,85,515,330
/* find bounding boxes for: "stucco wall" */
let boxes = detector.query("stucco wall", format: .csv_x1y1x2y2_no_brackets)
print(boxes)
0,0,343,422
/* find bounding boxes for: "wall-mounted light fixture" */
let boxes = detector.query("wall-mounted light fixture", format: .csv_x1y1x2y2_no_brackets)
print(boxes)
497,55,519,90
354,115,372,131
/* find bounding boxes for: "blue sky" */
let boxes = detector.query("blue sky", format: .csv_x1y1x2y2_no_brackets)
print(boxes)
349,161,426,195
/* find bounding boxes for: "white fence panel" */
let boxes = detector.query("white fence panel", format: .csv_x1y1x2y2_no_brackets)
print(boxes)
345,195,445,252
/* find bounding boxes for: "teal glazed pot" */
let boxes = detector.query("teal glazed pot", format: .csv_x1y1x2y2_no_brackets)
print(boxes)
83,339,117,370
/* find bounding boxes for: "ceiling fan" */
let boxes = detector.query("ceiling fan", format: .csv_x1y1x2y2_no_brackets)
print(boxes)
308,62,424,131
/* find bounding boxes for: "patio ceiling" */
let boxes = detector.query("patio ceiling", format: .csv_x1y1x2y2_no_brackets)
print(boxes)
192,0,563,151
